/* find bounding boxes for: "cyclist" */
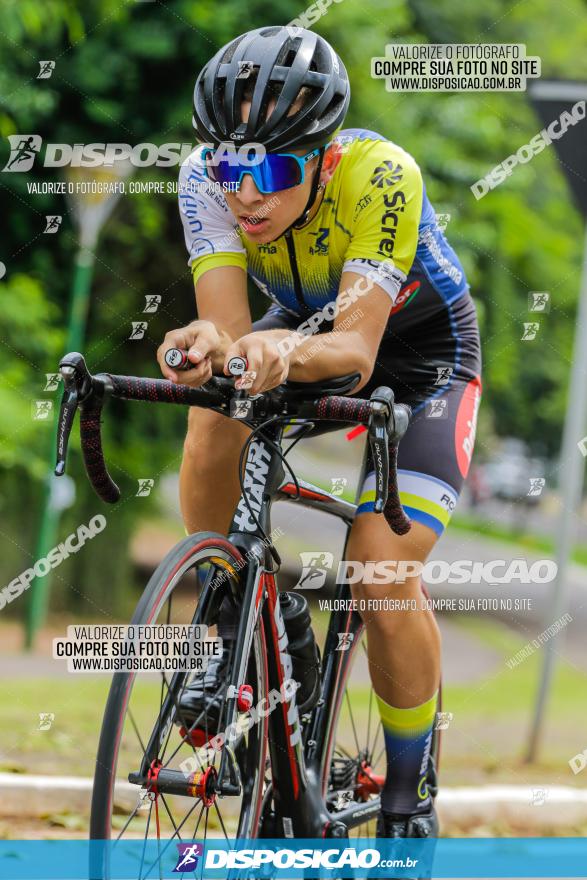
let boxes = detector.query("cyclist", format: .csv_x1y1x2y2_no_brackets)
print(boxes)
157,26,481,839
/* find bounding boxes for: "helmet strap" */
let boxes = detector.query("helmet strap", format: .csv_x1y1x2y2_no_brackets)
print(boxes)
292,146,326,230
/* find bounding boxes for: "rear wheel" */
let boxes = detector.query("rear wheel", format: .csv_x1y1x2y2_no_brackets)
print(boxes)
90,533,268,876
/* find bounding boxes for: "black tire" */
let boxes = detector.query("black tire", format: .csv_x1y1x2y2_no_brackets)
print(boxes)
90,532,268,874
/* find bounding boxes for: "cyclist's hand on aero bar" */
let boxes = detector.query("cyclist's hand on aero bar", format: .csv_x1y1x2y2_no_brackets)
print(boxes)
224,332,289,394
157,320,220,386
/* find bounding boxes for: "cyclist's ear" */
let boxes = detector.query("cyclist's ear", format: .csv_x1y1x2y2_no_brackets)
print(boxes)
320,144,343,184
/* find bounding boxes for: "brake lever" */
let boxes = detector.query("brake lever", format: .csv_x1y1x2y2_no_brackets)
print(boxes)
368,403,390,514
54,352,93,477
367,386,411,515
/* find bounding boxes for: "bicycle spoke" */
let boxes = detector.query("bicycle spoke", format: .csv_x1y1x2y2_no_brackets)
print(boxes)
160,793,181,839
344,689,361,754
214,800,230,841
115,798,146,842
366,684,374,755
137,800,152,880
142,801,200,880
128,707,148,759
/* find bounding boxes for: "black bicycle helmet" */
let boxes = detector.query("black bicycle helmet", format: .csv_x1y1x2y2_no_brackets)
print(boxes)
193,26,350,151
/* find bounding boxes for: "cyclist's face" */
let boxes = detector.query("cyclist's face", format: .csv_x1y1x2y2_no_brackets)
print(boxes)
222,98,338,243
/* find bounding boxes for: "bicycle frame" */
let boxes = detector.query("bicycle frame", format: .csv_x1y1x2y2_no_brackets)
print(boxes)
211,419,376,837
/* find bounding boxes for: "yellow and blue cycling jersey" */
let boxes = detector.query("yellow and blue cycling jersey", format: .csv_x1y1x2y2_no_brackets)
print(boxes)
178,128,482,537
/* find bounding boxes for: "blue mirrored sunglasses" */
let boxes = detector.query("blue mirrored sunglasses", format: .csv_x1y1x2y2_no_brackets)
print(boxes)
201,146,323,194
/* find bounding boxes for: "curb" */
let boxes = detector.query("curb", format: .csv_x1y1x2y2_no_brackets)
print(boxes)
1,775,586,825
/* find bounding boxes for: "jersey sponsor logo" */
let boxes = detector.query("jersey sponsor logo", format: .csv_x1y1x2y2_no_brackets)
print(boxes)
377,189,406,258
353,193,372,217
370,160,403,188
257,243,277,254
389,280,420,315
309,227,329,255
455,376,482,478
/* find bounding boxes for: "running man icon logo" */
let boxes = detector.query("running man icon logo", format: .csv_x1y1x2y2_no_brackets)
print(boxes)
236,61,255,79
44,215,62,234
530,788,549,806
129,321,148,340
136,479,155,497
33,400,53,420
331,477,347,496
3,135,42,172
521,322,539,341
435,212,451,231
173,843,203,873
434,366,453,386
528,477,545,497
529,291,550,312
336,632,355,652
44,373,61,391
426,398,447,419
143,295,161,313
38,713,55,731
434,711,453,731
294,552,334,590
37,61,55,79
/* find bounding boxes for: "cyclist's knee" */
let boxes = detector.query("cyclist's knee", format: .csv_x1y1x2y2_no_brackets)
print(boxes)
183,407,246,464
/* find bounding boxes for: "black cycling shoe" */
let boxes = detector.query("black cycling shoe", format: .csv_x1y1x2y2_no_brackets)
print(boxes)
176,641,232,731
376,804,439,838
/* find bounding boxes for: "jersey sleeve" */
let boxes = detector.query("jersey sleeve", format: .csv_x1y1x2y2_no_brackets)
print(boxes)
343,148,423,302
178,148,247,286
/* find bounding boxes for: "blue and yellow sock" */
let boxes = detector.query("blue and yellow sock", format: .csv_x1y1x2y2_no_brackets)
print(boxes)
376,691,438,816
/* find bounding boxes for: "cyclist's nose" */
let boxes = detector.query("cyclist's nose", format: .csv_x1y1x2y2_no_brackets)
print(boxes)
236,173,264,209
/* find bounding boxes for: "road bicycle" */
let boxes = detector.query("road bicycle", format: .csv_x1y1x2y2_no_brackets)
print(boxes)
54,350,440,876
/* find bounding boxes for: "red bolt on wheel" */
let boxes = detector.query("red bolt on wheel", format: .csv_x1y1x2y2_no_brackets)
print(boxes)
237,684,253,712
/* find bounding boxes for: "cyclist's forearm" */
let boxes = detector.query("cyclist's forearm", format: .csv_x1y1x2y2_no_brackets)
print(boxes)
258,328,373,387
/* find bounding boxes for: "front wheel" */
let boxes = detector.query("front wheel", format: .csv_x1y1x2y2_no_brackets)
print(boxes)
90,533,268,875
